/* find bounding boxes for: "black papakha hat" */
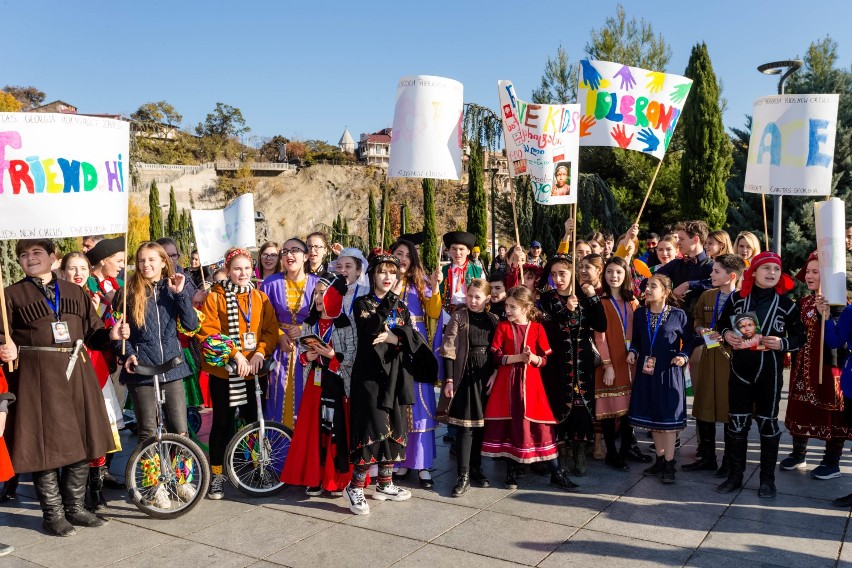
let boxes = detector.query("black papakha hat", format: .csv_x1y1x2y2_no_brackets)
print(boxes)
442,231,476,250
86,236,125,266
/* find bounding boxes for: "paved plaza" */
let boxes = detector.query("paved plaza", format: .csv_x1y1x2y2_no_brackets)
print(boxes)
3,378,852,568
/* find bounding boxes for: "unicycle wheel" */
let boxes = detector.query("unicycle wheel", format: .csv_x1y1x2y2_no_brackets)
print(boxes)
224,421,291,497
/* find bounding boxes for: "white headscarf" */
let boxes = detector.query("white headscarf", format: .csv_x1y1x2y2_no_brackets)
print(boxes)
330,247,370,287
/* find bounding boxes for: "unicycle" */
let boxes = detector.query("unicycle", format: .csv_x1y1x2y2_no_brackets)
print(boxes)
125,356,210,519
223,359,292,497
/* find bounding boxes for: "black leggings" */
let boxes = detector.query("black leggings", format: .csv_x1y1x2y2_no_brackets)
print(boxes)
455,426,485,475
601,418,633,456
209,377,261,468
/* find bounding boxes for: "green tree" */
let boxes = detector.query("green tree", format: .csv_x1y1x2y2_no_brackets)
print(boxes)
195,102,250,138
258,135,290,162
466,143,488,251
531,46,577,104
679,42,731,229
380,184,392,249
131,101,183,128
585,3,671,71
402,202,412,235
421,179,439,272
2,85,46,110
0,241,23,283
367,189,378,250
166,186,179,237
148,180,162,240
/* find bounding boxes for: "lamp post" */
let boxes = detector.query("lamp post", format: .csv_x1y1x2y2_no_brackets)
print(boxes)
757,59,803,254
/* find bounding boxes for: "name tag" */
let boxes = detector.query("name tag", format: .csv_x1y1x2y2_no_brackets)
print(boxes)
642,356,656,375
314,368,322,387
51,321,71,343
242,332,257,351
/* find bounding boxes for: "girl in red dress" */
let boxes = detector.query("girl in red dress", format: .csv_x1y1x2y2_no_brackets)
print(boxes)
481,287,578,491
281,277,359,495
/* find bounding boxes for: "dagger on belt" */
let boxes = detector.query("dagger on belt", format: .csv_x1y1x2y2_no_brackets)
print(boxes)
65,339,84,380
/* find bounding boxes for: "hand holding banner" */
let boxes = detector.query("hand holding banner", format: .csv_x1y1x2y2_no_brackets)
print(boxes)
191,194,257,266
578,60,692,160
388,75,463,180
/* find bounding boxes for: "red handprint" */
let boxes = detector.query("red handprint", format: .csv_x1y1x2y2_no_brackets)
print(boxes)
580,115,596,138
610,124,634,149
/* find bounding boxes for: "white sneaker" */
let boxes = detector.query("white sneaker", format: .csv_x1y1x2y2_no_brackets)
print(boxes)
344,484,370,515
176,483,196,503
147,485,171,509
373,482,412,502
305,486,323,497
208,474,225,500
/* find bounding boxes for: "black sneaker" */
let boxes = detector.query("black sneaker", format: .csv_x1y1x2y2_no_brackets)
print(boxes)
505,468,518,490
550,471,580,492
643,456,665,476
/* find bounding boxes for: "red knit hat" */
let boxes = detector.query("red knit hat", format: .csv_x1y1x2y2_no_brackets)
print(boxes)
740,251,794,296
794,251,818,283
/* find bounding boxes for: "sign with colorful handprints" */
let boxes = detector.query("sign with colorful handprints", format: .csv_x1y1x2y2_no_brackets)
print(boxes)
577,60,692,160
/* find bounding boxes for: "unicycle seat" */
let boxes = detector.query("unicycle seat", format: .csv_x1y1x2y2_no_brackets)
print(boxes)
132,356,184,377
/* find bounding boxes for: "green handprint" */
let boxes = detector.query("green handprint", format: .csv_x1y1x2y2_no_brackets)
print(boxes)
670,83,691,105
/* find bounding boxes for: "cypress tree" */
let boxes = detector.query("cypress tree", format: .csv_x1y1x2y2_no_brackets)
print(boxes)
0,241,22,284
421,178,439,273
342,218,350,247
148,180,162,240
466,142,488,251
167,186,179,237
367,188,378,250
679,42,731,229
380,183,392,249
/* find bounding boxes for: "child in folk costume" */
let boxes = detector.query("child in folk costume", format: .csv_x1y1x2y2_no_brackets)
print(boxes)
440,279,499,497
390,239,443,488
627,274,690,484
716,252,807,498
781,252,850,479
482,286,579,491
333,247,370,324
539,254,607,476
594,256,651,471
281,276,358,495
440,231,484,315
0,239,129,537
818,299,852,506
683,254,745,476
261,238,319,429
197,248,280,500
345,253,437,515
0,366,15,556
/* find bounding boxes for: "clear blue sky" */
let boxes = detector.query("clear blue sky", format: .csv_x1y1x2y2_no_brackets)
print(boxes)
3,0,849,146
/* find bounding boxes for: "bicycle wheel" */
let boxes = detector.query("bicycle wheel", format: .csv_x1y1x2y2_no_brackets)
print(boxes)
224,421,292,497
125,433,210,519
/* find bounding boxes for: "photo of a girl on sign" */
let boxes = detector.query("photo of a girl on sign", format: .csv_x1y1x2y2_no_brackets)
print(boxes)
552,163,571,197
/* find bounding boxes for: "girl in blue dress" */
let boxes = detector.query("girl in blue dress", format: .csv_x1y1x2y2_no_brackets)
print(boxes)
627,273,690,484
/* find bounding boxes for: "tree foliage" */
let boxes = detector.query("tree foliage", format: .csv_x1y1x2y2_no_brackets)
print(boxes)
2,85,46,110
148,181,162,241
585,3,671,70
131,101,183,128
167,186,179,237
195,102,250,139
463,103,503,252
531,46,577,105
421,178,439,272
0,92,22,112
679,42,731,229
367,188,378,250
215,162,257,204
128,199,150,259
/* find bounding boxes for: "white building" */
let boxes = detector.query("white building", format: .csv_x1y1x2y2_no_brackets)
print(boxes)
338,128,356,154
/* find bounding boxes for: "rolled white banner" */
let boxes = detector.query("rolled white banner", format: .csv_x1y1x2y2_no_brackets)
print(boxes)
814,197,847,305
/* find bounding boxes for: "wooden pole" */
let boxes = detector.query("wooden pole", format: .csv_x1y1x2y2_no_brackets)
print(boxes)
508,177,524,285
0,260,15,372
817,195,830,385
760,195,770,251
570,203,578,296
633,159,664,226
122,231,129,355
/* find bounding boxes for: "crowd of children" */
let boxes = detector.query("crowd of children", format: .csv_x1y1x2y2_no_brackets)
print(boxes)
0,216,851,541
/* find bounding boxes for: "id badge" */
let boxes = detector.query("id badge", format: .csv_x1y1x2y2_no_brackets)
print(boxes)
242,332,257,351
642,356,656,375
313,368,322,387
51,321,71,343
624,339,631,351
701,330,720,349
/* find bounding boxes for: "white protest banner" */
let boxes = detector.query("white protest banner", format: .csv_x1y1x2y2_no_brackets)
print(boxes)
496,80,528,177
388,75,463,180
0,112,129,240
744,94,839,196
578,60,692,160
514,97,580,205
191,193,256,266
814,197,847,305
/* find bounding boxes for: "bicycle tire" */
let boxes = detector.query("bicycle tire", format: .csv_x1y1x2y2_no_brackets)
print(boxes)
125,433,210,519
224,421,292,497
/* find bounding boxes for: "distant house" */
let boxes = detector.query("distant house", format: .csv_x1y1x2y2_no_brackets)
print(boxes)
131,120,181,140
338,128,356,154
358,128,392,167
29,100,78,114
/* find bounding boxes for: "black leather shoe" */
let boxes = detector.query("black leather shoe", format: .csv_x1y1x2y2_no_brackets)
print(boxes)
832,492,852,507
550,470,580,492
418,474,434,489
470,468,490,488
605,454,629,472
682,455,718,472
716,475,743,494
758,482,777,499
452,473,470,497
643,456,665,476
714,456,730,478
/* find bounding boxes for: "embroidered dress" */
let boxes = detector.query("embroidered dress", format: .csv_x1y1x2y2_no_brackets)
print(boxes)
261,273,318,428
594,297,637,419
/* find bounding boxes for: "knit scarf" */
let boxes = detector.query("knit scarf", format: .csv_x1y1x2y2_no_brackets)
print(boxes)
221,279,254,407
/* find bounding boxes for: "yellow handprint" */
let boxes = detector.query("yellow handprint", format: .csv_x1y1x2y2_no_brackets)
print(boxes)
645,72,665,94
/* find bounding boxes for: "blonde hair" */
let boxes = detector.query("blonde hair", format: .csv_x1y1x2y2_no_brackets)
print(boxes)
734,231,761,261
468,278,491,296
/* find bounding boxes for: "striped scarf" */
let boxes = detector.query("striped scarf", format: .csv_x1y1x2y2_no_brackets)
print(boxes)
221,279,254,407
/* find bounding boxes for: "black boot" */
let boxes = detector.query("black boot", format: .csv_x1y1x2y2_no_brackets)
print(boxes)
683,421,719,472
32,469,76,537
758,436,781,498
717,433,747,494
102,454,122,490
603,421,628,471
0,474,19,502
470,467,490,488
452,469,470,497
643,455,665,476
714,427,732,478
86,466,107,512
61,460,109,527
661,459,676,484
549,469,580,491
505,461,518,489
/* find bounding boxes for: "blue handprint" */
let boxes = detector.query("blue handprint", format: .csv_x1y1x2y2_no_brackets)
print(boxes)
613,65,636,90
637,128,660,153
580,60,603,90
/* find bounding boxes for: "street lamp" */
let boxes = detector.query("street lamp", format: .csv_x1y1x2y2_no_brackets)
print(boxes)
757,59,803,254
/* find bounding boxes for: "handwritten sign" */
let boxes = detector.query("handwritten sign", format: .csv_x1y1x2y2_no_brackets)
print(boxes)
578,60,692,160
814,197,847,305
388,75,463,180
744,94,838,196
191,193,256,266
497,80,528,177
0,112,129,240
